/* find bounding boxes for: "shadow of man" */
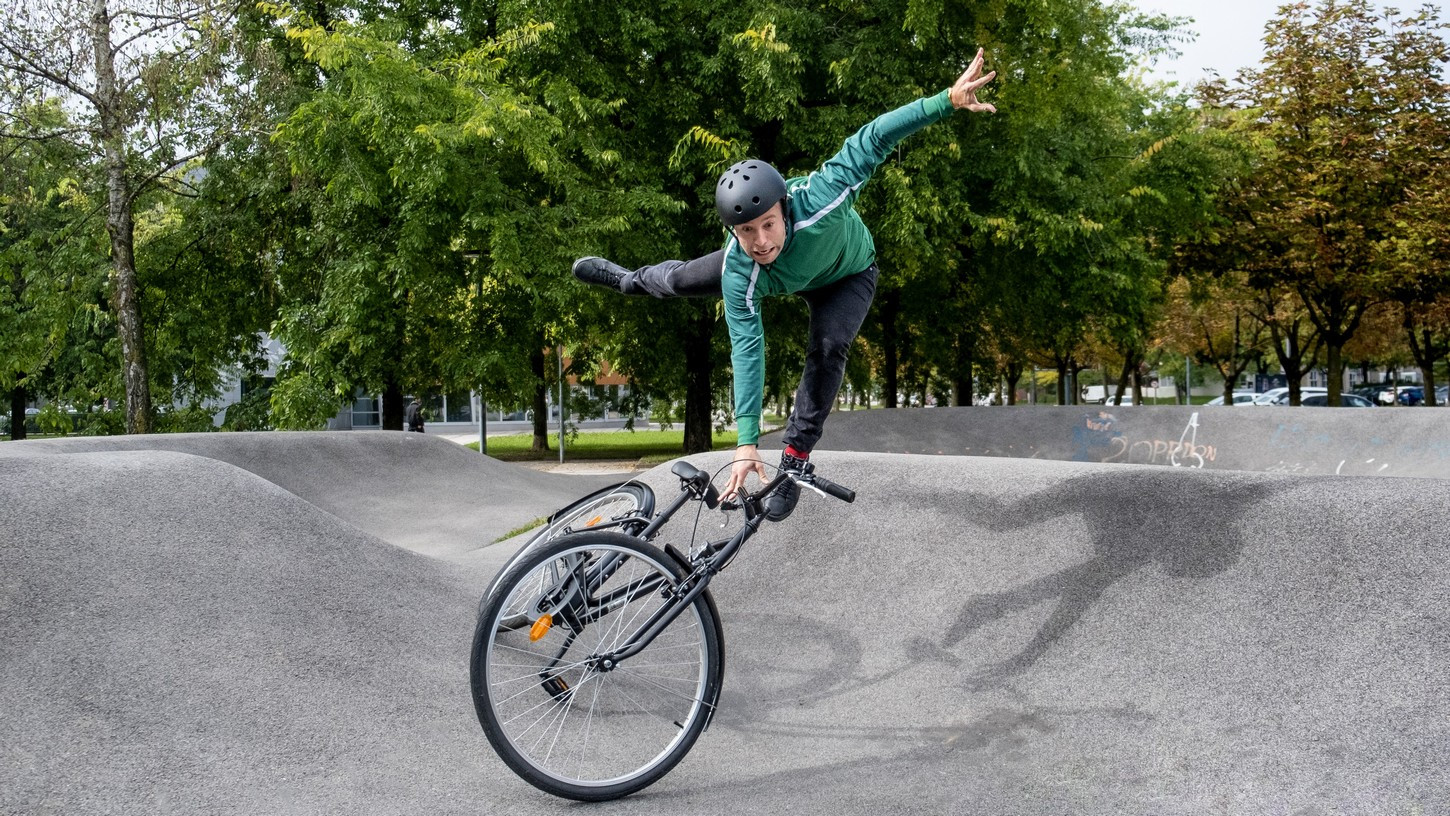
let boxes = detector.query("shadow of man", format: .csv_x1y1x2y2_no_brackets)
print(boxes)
934,469,1298,687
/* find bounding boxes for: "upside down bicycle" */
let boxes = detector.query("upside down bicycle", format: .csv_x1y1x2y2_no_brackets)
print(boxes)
468,459,855,801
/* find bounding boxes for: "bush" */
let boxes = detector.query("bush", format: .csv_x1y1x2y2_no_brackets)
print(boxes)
35,404,73,436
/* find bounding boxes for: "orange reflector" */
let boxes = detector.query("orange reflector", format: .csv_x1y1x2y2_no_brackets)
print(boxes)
529,614,554,642
585,515,604,527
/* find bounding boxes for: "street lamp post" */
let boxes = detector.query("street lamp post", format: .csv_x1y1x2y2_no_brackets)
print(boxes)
484,397,495,460
558,346,565,464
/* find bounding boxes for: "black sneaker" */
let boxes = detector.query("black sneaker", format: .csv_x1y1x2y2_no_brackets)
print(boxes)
763,450,808,521
572,257,630,292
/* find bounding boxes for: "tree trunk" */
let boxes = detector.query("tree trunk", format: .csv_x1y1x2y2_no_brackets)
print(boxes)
1004,361,1022,406
1115,356,1134,406
93,0,151,434
529,344,550,451
881,288,899,408
1266,318,1316,407
1404,310,1445,408
951,330,974,407
381,378,405,430
682,306,714,453
1324,341,1344,407
10,383,26,441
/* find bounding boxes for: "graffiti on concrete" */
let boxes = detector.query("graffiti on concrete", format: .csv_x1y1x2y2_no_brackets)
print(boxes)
1070,410,1122,463
1266,458,1392,476
1072,410,1215,469
1258,421,1450,475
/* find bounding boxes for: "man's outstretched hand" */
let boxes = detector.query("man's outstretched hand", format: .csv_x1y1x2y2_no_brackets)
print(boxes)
950,48,997,113
723,444,768,501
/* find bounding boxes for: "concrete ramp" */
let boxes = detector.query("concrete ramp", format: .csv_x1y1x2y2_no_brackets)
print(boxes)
799,405,1450,478
0,431,619,557
0,450,481,814
2,437,1446,814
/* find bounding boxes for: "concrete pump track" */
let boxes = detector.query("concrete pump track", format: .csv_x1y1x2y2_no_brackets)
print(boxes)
2,410,1447,815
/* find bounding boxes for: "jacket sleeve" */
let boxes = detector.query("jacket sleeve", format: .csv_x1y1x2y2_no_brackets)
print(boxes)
720,242,765,446
791,89,955,217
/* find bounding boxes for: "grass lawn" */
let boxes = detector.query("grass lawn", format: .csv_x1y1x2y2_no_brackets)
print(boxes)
468,429,738,466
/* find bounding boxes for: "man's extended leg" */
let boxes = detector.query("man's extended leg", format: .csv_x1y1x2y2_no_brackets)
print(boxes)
573,250,725,298
765,264,877,521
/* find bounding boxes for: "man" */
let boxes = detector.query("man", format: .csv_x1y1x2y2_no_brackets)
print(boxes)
405,397,425,433
573,49,997,519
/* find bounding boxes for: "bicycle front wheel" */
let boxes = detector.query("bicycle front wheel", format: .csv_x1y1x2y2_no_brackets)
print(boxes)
471,531,724,801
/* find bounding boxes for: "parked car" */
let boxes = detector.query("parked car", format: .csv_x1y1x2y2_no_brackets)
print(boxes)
1299,393,1375,407
1356,383,1421,405
1265,388,1329,405
1396,386,1425,406
1205,391,1258,406
1256,387,1329,405
1251,387,1291,405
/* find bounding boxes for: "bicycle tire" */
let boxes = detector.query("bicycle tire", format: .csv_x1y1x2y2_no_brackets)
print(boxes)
471,531,724,801
493,482,655,630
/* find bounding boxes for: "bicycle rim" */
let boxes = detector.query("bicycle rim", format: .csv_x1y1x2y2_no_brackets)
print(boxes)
474,535,719,800
496,486,652,629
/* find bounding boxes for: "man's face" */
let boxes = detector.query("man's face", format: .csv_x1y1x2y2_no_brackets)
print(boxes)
732,202,787,265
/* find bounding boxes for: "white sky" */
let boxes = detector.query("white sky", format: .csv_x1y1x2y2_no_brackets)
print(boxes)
1138,0,1419,85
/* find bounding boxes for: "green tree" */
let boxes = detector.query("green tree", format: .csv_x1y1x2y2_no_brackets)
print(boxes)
1233,0,1432,405
0,0,261,432
1371,4,1450,403
267,10,637,439
0,95,108,438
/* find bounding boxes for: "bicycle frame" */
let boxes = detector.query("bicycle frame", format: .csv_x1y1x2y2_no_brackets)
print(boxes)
530,468,794,675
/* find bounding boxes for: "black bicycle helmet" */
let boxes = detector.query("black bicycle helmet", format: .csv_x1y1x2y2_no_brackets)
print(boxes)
715,159,788,225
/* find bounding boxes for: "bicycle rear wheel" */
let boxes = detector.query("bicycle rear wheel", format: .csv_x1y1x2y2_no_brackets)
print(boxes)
471,531,724,801
530,482,654,551
494,482,655,630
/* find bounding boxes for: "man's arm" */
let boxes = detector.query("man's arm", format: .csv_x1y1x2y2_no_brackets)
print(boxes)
721,247,770,498
722,252,765,447
793,48,997,214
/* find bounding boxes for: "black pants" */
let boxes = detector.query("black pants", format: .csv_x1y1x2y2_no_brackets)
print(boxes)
629,252,878,454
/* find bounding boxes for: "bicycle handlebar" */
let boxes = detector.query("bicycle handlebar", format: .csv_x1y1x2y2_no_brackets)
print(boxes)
805,472,855,504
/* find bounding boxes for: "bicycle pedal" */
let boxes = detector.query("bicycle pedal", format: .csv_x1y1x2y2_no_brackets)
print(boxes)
541,676,572,702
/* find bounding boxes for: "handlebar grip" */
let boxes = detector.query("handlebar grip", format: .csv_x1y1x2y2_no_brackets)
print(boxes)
810,475,855,503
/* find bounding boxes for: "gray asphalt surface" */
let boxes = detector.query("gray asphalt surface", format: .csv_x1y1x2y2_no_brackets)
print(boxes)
2,427,1447,814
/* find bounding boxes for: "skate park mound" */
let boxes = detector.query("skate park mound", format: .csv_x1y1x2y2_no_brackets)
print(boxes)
2,440,1445,813
800,404,1450,478
0,430,618,556
0,450,482,814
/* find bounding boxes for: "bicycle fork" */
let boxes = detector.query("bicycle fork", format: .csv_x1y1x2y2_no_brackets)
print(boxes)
590,513,762,671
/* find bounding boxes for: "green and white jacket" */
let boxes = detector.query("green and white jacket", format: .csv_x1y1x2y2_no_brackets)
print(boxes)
722,89,957,446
